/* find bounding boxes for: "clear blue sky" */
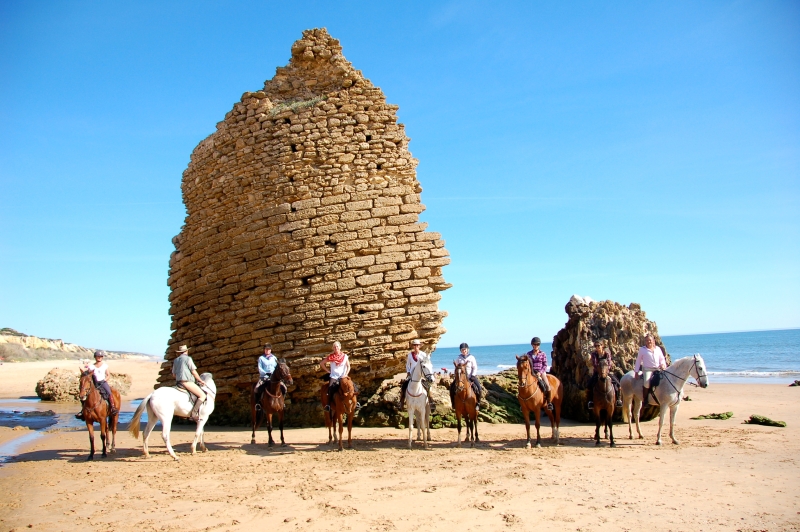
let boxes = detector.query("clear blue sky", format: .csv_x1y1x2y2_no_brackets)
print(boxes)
1,1,798,355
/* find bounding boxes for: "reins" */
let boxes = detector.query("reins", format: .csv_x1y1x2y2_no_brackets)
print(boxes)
517,360,541,402
655,356,705,406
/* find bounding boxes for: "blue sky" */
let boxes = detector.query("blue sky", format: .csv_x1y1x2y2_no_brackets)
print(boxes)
1,1,798,355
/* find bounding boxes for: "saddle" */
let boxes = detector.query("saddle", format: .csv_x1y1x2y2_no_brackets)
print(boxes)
175,382,202,406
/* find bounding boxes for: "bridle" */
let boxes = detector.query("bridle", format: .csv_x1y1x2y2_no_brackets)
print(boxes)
656,355,708,405
517,358,541,402
263,364,292,399
406,356,432,398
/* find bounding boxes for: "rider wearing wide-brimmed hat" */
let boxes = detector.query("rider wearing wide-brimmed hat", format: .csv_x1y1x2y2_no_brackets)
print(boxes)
526,337,554,411
587,339,623,409
320,341,355,412
75,350,118,420
635,334,667,406
450,343,482,411
172,345,206,421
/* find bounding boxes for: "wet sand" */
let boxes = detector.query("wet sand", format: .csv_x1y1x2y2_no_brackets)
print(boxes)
0,360,798,531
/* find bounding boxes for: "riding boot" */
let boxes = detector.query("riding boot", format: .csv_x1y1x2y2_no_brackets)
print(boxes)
587,390,594,410
641,387,650,409
615,386,622,407
399,379,408,409
75,412,85,421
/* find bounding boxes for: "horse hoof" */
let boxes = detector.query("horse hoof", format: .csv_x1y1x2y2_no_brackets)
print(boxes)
672,440,680,445
268,442,274,447
87,456,94,461
535,443,541,449
610,442,616,448
250,439,256,445
525,442,531,449
281,443,287,447
656,441,662,446
595,441,601,446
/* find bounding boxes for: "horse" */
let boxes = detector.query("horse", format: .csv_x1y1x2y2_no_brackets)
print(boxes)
620,354,708,445
406,352,434,449
591,359,616,447
322,376,358,451
452,360,478,447
78,370,121,460
128,373,216,460
515,355,563,448
250,361,293,447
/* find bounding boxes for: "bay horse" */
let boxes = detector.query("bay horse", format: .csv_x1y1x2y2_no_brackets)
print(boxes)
128,373,216,460
406,352,433,449
591,359,616,447
620,354,708,445
515,355,563,448
78,369,121,460
452,360,478,448
250,361,293,447
322,376,358,451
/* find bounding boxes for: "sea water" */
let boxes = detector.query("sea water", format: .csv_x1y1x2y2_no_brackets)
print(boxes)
431,328,800,383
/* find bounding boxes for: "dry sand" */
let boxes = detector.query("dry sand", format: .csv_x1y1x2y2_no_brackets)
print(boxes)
0,360,798,531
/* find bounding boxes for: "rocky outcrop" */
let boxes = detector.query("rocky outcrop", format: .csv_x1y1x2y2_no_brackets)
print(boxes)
163,28,451,424
35,368,132,402
551,296,670,422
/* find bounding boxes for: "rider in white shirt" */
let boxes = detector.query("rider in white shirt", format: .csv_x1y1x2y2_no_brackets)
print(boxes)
635,334,667,405
320,341,355,411
399,339,436,411
449,343,482,411
75,350,118,420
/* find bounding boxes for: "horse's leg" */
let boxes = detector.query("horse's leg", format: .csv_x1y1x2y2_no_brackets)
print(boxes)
523,406,532,449
534,407,542,448
669,403,680,445
552,397,561,444
86,421,95,461
100,415,108,458
594,411,601,445
109,410,118,453
250,397,260,445
407,407,414,449
279,410,286,447
456,409,462,447
474,410,480,444
337,411,344,452
160,412,179,460
267,413,275,447
194,415,209,453
609,410,616,448
425,401,431,443
347,411,353,450
656,404,668,446
634,396,644,440
625,393,634,439
142,401,157,458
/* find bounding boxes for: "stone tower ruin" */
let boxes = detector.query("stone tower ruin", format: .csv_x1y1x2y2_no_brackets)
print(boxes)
158,28,451,424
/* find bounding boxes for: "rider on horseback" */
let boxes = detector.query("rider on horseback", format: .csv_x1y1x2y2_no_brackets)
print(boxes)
527,337,554,411
255,343,279,404
450,343,482,411
635,334,667,406
172,345,207,421
75,350,118,420
399,339,437,411
587,339,623,409
320,341,357,412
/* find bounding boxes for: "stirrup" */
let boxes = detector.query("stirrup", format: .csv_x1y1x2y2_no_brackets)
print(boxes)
587,401,594,409
615,399,623,407
355,402,361,410
546,403,554,411
324,404,331,412
75,413,84,420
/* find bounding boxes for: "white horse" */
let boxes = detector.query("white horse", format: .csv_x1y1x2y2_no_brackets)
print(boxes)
128,373,216,460
621,355,708,445
406,352,434,449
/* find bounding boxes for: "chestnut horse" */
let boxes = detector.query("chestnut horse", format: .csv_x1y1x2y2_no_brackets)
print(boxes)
515,355,562,448
250,361,293,447
78,370,120,460
591,359,616,447
453,361,479,447
322,376,358,451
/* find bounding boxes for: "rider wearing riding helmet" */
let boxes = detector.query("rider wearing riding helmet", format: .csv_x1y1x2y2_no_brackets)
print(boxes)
635,334,667,406
255,343,279,403
172,344,207,421
75,350,118,420
586,339,623,409
399,339,437,411
450,343,482,411
527,337,554,411
320,341,355,412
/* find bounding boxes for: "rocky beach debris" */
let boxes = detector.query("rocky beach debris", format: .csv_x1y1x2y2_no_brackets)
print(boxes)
691,412,733,420
551,295,670,422
743,415,786,427
35,368,131,402
164,28,450,423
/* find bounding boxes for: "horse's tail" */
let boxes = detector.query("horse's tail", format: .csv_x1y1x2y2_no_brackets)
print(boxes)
128,394,150,439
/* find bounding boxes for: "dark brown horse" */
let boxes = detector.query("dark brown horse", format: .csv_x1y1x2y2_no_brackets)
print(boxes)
591,359,616,447
78,370,120,460
453,361,479,447
515,355,563,448
322,376,357,451
250,361,293,447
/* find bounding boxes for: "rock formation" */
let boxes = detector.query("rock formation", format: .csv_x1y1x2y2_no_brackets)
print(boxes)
0,328,153,361
551,295,670,422
35,368,132,402
161,28,451,425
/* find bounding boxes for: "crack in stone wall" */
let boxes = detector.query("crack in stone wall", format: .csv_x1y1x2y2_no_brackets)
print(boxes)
158,29,451,423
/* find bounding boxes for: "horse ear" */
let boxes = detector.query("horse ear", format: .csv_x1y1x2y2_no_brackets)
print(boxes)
516,355,523,361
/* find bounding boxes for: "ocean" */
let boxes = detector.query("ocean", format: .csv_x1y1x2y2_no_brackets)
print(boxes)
431,328,800,383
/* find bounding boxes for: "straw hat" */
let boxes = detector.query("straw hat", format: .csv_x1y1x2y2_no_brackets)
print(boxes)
176,345,189,354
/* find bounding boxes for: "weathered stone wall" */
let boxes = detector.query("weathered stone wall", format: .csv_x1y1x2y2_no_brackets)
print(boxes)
551,295,670,422
159,28,451,424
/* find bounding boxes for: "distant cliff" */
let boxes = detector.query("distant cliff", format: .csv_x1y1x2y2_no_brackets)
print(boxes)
0,328,155,361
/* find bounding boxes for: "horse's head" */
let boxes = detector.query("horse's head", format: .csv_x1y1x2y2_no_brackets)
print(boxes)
276,360,294,386
453,360,468,388
515,355,531,385
420,354,434,383
198,373,217,394
692,354,709,388
597,359,610,379
78,369,94,402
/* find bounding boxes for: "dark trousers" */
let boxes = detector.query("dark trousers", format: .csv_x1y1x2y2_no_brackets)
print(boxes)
450,375,482,406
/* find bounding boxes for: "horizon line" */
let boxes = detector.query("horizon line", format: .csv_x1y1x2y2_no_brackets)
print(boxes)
436,326,800,349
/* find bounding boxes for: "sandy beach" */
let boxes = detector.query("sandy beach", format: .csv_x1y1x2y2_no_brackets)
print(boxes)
0,360,798,531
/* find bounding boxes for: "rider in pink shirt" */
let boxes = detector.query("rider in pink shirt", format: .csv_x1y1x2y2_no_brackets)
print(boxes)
635,334,667,405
